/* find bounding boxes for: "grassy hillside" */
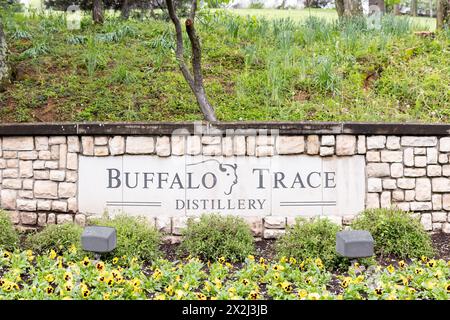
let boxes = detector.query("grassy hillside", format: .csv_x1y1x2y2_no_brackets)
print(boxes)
0,9,449,123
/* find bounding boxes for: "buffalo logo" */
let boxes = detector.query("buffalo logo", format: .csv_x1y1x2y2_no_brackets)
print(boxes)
187,159,238,195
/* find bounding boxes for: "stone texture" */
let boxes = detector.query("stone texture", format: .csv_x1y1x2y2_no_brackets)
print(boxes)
233,136,246,156
202,136,221,145
49,170,65,182
439,137,450,152
67,153,78,170
1,189,17,209
382,179,396,190
3,179,22,189
66,171,78,182
2,137,34,151
256,145,274,157
171,136,185,156
276,136,305,155
367,136,386,149
81,136,94,156
244,217,263,237
366,151,381,162
381,151,402,163
306,135,320,155
443,165,450,177
3,168,18,178
35,137,49,151
33,160,45,170
404,168,426,177
56,213,73,224
443,194,450,210
203,144,222,156
94,146,109,156
415,156,427,167
263,229,285,239
414,148,426,155
386,136,400,150
23,179,33,190
380,191,391,208
74,214,86,226
37,213,47,227
367,178,382,192
49,137,66,145
20,212,37,225
47,213,56,225
59,182,77,198
432,194,442,210
401,136,437,147
264,216,286,229
50,145,59,160
439,154,449,164
392,190,404,201
34,170,49,180
156,217,172,234
34,181,58,199
427,148,438,164
126,137,154,154
410,202,432,211
222,137,233,156
396,202,410,211
67,197,78,212
404,148,414,167
321,135,335,146
246,136,256,156
366,193,380,209
415,178,431,201
37,200,51,211
17,199,36,211
420,213,432,231
3,151,17,159
94,136,108,146
391,163,403,178
59,144,67,168
18,151,38,160
156,136,171,157
38,150,51,160
432,178,450,192
52,201,68,212
67,136,80,153
186,136,201,155
109,136,125,155
432,211,447,222
427,165,441,177
319,147,334,156
442,223,450,234
336,135,356,156
366,163,390,177
405,190,415,201
357,135,366,154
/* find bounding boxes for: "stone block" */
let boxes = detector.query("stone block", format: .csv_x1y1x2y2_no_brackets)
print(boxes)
59,182,77,198
20,212,37,225
49,137,66,145
81,136,94,156
367,178,382,192
319,146,334,156
233,136,246,156
67,136,80,153
264,216,286,229
81,226,117,253
187,136,201,155
17,199,37,211
1,189,17,210
420,213,432,231
366,163,390,177
336,135,356,156
109,136,125,155
34,181,58,199
52,201,68,212
367,151,382,162
386,136,400,150
415,178,431,201
367,136,386,149
94,146,109,156
263,229,285,240
432,178,450,192
171,136,185,156
276,136,305,155
156,136,171,157
336,230,374,258
50,170,65,182
2,137,34,151
439,137,450,152
321,135,335,146
306,135,320,155
35,137,49,151
427,165,441,177
401,136,437,147
357,135,366,154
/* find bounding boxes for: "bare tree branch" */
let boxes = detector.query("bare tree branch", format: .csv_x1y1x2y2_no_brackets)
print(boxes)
165,0,217,121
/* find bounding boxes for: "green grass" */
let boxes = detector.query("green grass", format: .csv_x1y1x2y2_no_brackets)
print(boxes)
0,8,448,123
224,8,437,30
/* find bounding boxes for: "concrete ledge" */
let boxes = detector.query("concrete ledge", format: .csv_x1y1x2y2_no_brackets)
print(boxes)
0,121,449,136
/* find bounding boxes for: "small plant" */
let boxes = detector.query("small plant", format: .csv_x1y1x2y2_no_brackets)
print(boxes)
178,214,254,262
20,41,49,59
89,215,161,261
25,223,83,254
0,211,19,250
351,208,434,259
276,218,344,270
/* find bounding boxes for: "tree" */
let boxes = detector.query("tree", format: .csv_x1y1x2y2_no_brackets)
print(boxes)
92,0,104,24
0,18,9,90
410,0,417,16
436,0,449,30
335,0,363,18
165,0,217,121
121,0,130,19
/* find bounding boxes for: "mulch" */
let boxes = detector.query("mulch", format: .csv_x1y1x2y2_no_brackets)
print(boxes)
159,232,450,263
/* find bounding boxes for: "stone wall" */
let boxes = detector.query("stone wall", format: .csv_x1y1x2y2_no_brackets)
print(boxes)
1,128,450,241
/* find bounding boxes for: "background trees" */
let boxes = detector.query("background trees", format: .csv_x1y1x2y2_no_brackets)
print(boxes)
0,19,9,90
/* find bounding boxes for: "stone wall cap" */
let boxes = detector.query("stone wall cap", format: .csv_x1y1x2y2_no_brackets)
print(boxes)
0,121,449,136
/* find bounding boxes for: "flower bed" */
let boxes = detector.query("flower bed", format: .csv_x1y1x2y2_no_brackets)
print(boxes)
1,247,449,300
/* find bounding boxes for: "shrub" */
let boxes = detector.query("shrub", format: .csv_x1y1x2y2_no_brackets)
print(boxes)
178,214,254,262
25,223,83,254
276,218,344,270
0,211,19,250
351,208,434,259
90,215,161,261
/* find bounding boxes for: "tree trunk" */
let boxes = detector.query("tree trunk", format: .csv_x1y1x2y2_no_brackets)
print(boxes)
411,0,417,16
92,0,104,24
0,20,9,90
336,0,363,18
121,0,131,20
336,0,345,18
437,0,450,29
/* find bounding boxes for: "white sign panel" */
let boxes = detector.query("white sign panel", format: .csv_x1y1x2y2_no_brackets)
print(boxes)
79,155,366,217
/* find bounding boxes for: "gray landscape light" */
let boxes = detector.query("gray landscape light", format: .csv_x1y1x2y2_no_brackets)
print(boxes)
81,226,117,253
336,230,374,259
